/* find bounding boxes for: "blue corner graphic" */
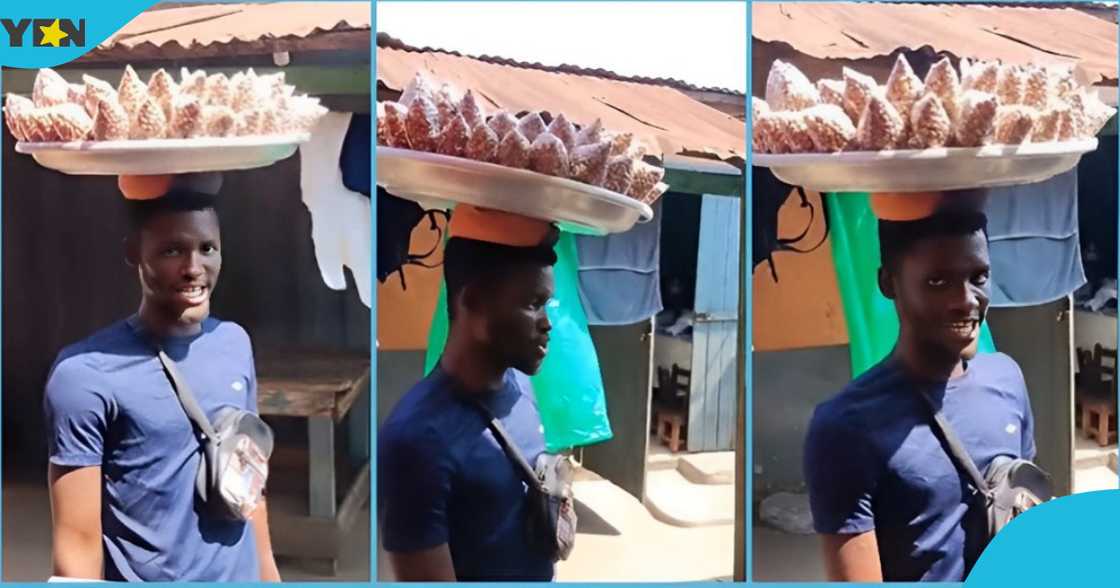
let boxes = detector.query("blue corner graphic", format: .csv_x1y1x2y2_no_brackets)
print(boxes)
0,1,157,68
967,489,1120,584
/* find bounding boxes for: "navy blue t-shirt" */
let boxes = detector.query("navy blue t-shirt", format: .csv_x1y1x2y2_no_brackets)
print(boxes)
378,366,553,581
44,316,261,581
804,352,1036,582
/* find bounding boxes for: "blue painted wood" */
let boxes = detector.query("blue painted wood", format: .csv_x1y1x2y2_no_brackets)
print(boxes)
689,194,742,452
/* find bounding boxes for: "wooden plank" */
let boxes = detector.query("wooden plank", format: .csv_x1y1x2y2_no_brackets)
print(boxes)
334,367,370,422
256,349,370,418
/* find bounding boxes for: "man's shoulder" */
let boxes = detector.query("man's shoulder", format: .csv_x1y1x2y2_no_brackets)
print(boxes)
52,319,137,374
203,317,252,346
381,373,465,449
810,362,908,439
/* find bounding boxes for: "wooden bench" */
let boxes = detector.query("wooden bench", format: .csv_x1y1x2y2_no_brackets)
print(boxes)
653,365,690,453
255,348,370,574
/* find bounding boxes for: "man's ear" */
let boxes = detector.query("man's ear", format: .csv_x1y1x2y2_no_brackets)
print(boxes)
124,235,139,267
878,266,896,300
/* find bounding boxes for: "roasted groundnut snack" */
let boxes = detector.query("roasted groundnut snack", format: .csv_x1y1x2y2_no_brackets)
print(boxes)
33,68,70,108
548,113,578,152
497,128,532,169
843,67,880,125
856,95,905,151
93,97,131,141
465,122,501,163
885,55,924,139
487,111,519,142
816,80,847,114
993,106,1036,145
569,140,611,186
766,60,820,112
529,132,570,177
923,58,962,123
804,104,856,152
436,114,471,157
405,95,440,152
576,118,604,146
909,93,953,148
954,90,999,147
603,155,634,194
459,90,486,130
996,65,1028,106
627,160,666,201
517,112,548,143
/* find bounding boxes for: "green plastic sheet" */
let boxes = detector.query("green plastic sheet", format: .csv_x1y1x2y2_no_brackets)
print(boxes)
425,232,613,451
826,193,996,378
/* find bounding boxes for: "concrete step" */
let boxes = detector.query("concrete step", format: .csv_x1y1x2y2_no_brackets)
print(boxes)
644,468,736,527
1073,433,1117,469
678,451,735,485
1073,464,1119,494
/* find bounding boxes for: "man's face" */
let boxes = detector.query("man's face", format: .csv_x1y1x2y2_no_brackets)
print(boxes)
480,264,555,375
135,209,222,325
891,230,991,361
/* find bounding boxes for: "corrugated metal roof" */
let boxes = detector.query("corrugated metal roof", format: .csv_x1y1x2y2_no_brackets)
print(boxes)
377,33,743,98
752,2,1118,84
80,2,370,61
377,45,745,164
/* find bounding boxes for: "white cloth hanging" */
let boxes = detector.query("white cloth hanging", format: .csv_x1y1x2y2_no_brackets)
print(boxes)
298,112,372,308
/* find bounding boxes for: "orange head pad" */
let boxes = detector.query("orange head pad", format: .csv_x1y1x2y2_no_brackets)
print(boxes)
118,172,224,201
869,192,945,221
118,175,174,201
448,205,557,247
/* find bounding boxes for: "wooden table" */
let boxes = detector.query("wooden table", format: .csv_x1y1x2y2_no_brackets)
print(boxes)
256,348,371,572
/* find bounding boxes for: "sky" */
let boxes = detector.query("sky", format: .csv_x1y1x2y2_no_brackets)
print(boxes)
375,1,747,93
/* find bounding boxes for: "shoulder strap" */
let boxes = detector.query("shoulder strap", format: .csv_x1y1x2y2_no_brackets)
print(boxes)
474,401,543,492
128,317,219,443
157,350,220,444
918,389,990,494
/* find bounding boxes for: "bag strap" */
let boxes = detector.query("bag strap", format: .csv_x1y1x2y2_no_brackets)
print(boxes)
918,389,990,495
473,401,544,493
156,349,220,445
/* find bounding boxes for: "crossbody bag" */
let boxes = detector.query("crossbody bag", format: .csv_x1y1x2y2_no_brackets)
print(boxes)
918,389,1052,558
475,403,577,562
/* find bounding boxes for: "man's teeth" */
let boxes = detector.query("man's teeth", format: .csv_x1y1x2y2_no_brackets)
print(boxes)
179,286,205,296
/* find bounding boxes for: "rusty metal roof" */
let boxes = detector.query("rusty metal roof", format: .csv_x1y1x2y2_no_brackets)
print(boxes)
753,2,1118,84
377,44,745,164
378,33,743,98
80,2,370,61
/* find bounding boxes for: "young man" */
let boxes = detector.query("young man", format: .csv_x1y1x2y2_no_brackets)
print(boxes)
43,174,280,582
379,207,557,581
804,206,1037,582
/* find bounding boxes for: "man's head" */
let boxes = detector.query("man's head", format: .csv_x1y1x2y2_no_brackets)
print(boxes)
443,235,557,375
878,209,990,362
125,189,222,327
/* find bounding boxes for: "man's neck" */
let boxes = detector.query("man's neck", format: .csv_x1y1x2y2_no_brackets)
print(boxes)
893,335,965,382
440,335,506,395
137,302,205,339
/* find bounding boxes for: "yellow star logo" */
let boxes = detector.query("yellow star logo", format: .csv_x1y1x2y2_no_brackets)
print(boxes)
39,19,69,47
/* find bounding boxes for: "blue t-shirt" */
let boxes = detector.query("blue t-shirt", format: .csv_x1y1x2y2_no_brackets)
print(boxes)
43,316,261,582
804,352,1036,582
378,366,553,581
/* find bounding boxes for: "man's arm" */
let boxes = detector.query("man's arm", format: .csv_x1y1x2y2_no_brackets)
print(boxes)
48,464,103,580
388,544,457,581
820,531,883,582
250,498,281,582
